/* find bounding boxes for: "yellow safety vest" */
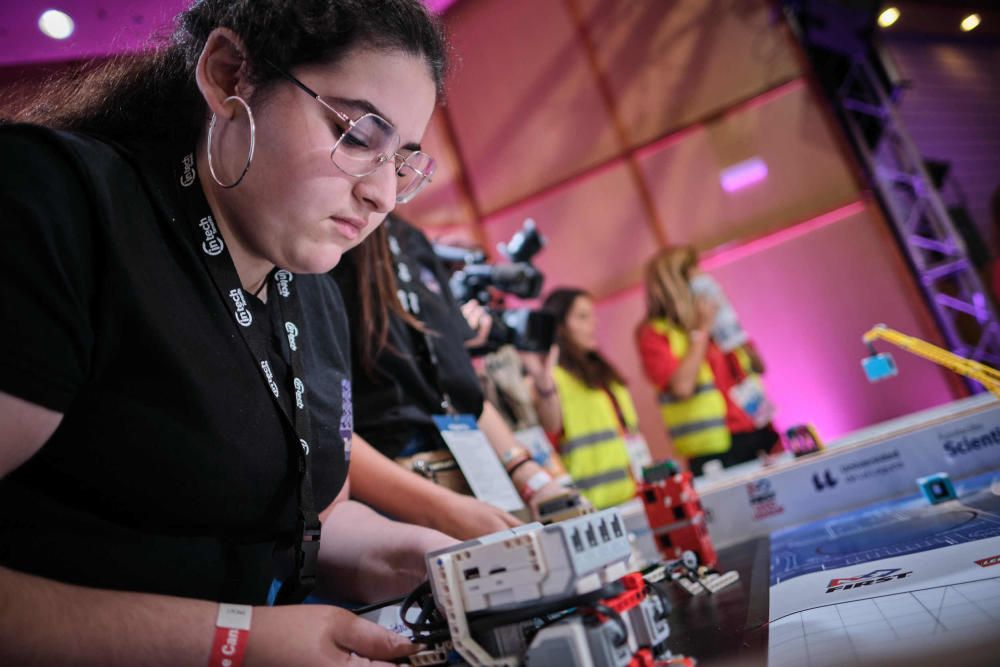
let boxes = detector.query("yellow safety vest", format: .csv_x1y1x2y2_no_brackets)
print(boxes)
552,365,638,509
647,318,731,458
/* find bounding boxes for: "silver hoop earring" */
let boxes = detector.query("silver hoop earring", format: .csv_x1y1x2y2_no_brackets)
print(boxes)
207,95,256,189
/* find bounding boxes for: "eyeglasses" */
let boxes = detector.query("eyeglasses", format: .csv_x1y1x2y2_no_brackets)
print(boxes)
269,64,436,204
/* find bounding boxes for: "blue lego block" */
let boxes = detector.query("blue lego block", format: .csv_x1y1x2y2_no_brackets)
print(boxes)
862,353,898,382
917,473,957,505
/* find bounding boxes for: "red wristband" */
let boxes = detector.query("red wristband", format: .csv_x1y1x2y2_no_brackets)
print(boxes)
208,603,252,667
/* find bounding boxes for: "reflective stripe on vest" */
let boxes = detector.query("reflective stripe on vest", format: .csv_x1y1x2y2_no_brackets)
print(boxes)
552,366,637,509
574,467,630,491
561,429,619,457
647,318,730,458
670,417,728,438
658,382,715,405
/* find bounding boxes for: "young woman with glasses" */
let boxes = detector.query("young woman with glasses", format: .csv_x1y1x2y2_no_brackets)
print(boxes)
0,1,453,665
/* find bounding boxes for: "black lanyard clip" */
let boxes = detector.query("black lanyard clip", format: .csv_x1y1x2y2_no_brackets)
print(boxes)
274,515,321,605
296,517,322,581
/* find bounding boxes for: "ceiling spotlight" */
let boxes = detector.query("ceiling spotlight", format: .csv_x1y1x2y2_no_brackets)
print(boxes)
38,9,75,40
960,13,981,32
877,7,900,28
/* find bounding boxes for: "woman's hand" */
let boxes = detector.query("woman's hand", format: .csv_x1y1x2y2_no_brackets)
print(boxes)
429,493,521,541
248,604,419,667
521,345,563,433
461,300,492,349
509,458,567,521
694,295,719,333
526,478,573,521
519,344,557,383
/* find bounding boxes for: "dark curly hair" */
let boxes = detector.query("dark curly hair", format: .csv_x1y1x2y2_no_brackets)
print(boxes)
8,0,447,144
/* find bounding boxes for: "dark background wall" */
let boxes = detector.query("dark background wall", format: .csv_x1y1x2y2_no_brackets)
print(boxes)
886,35,1000,250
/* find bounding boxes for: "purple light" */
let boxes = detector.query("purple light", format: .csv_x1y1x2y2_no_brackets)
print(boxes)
424,0,461,13
720,156,768,193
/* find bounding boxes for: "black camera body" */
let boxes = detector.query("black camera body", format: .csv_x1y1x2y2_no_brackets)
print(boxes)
486,307,556,354
436,219,556,354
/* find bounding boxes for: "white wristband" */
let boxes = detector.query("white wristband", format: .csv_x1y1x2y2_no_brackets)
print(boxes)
217,603,252,631
521,470,553,501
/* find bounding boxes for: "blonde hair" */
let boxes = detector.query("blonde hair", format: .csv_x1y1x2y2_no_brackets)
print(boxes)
644,246,699,331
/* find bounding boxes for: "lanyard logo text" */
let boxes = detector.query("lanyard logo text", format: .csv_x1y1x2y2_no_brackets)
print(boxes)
180,153,197,187
200,215,225,256
294,377,305,410
275,270,293,298
285,322,299,352
229,288,253,327
260,360,280,398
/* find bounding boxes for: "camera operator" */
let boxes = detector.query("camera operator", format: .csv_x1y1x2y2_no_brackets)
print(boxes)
332,216,567,525
435,229,570,485
435,234,562,437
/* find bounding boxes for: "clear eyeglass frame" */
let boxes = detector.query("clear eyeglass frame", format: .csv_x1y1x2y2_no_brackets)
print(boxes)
269,63,436,204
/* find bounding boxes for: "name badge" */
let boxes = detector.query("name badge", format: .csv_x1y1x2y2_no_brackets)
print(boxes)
729,376,774,428
432,414,526,513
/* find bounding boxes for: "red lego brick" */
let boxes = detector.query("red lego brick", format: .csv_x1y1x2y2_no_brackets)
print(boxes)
651,515,717,567
596,573,647,620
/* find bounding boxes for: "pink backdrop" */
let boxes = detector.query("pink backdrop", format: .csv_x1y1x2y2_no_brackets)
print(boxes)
406,0,965,461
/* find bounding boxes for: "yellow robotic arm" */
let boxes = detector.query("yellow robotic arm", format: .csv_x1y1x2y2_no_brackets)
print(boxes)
862,324,1000,398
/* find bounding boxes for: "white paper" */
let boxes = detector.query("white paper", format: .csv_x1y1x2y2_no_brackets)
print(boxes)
434,414,527,513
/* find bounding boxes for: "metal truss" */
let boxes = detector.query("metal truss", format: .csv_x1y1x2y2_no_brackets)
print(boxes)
835,55,1000,370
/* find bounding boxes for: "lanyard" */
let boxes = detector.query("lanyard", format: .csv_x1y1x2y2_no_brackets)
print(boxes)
173,151,320,605
387,230,457,415
602,384,631,435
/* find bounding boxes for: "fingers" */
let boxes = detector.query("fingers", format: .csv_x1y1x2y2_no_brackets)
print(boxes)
335,614,418,661
460,300,485,329
347,656,405,667
497,508,522,528
461,300,492,348
518,350,543,374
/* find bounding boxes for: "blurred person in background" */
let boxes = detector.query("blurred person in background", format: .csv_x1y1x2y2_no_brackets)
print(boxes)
637,246,779,477
333,215,568,524
430,231,572,487
537,288,650,509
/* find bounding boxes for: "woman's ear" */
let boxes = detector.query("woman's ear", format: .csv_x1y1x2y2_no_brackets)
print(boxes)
195,27,253,119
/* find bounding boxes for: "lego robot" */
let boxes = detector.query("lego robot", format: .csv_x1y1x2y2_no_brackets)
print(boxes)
409,508,694,666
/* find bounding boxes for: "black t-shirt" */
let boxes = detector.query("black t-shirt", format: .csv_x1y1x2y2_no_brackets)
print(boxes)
332,217,484,458
0,125,350,604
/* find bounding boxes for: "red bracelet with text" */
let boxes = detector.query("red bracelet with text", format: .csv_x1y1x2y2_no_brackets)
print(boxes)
208,603,252,667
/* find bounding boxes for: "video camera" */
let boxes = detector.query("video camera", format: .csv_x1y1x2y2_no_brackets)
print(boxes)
434,219,556,354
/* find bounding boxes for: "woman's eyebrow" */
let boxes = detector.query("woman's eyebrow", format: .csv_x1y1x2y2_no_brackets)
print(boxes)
333,96,387,121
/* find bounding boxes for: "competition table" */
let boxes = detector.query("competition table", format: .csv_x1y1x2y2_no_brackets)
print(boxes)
652,395,1000,667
